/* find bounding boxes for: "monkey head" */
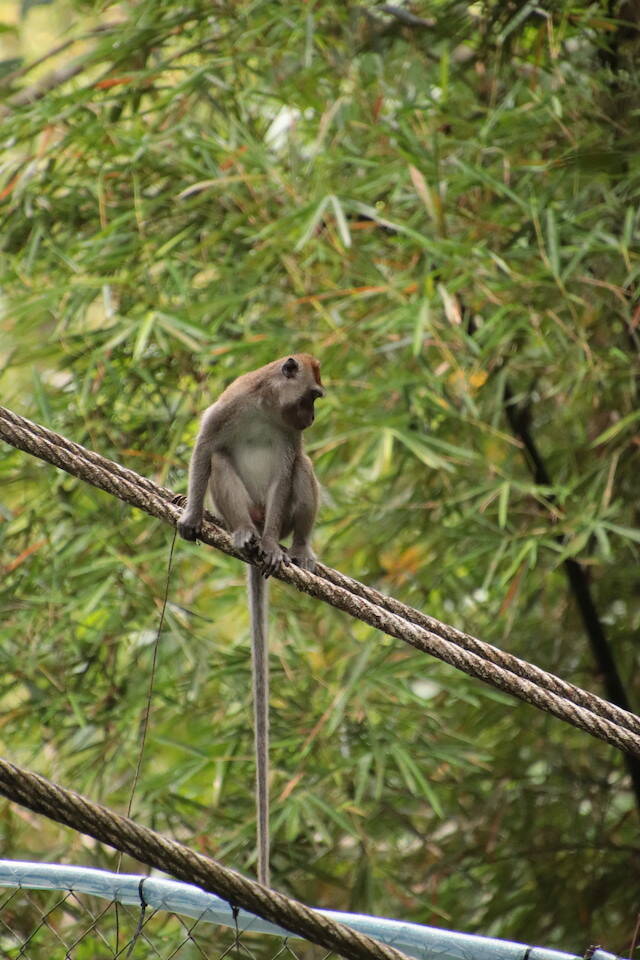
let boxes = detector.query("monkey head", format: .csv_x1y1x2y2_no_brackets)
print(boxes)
277,354,324,430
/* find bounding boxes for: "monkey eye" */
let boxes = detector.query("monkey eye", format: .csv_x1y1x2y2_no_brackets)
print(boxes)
282,357,299,378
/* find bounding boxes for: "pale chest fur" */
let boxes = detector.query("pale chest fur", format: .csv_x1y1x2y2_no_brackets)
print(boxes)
224,416,291,505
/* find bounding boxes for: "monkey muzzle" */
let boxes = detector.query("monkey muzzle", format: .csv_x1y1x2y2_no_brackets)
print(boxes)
285,387,323,430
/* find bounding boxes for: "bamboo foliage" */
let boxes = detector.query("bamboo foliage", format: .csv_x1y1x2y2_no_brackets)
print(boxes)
1,1,639,951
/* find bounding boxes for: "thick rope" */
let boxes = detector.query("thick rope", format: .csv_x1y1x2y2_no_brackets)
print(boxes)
2,404,640,760
0,757,410,960
316,563,640,737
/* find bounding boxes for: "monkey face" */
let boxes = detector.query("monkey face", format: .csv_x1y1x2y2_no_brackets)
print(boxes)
278,355,324,430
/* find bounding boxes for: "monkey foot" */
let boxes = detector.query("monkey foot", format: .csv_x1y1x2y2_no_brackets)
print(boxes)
289,546,317,573
177,515,202,542
232,526,258,551
259,539,289,579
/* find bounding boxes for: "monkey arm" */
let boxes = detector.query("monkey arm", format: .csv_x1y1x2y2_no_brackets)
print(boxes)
177,404,225,541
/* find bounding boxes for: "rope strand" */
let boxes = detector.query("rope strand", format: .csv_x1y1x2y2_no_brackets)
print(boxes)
2,404,640,761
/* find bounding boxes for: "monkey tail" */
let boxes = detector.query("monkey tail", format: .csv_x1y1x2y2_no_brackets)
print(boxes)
248,564,270,887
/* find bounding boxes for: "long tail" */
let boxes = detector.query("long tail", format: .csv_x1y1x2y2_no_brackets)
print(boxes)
248,565,270,887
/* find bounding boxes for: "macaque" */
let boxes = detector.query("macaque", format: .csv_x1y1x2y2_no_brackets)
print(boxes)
177,354,324,887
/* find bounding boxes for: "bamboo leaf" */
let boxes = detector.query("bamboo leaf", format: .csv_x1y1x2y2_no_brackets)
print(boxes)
546,208,560,277
329,194,352,248
388,428,455,472
294,196,331,251
590,410,640,447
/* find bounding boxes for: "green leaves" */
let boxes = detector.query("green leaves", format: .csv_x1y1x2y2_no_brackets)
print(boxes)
590,410,640,448
295,194,352,251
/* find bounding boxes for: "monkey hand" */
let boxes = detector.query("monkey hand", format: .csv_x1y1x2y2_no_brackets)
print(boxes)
177,510,202,542
259,536,288,579
289,543,317,573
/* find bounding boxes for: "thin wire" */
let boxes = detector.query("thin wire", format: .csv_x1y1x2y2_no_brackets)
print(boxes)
117,527,178,872
129,526,178,818
125,878,148,958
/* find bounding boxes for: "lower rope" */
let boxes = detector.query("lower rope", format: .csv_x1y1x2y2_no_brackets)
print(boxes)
0,757,409,960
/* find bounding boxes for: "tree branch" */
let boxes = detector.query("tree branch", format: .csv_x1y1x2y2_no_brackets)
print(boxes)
502,380,640,810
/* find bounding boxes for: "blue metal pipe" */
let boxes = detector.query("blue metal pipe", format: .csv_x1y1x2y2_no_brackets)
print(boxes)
0,861,622,960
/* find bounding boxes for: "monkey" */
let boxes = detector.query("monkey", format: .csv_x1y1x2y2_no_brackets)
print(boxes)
177,354,324,887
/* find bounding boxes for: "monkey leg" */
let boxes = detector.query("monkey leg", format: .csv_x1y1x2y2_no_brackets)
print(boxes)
210,452,259,551
287,454,318,571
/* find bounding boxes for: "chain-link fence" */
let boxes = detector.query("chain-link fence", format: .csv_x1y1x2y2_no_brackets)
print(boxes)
0,884,336,959
0,862,621,960
0,862,333,960
0,884,249,959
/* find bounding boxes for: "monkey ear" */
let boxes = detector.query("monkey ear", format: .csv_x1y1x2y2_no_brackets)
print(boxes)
281,357,299,378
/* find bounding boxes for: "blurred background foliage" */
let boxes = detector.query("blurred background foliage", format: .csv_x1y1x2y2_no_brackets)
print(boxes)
1,0,639,952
